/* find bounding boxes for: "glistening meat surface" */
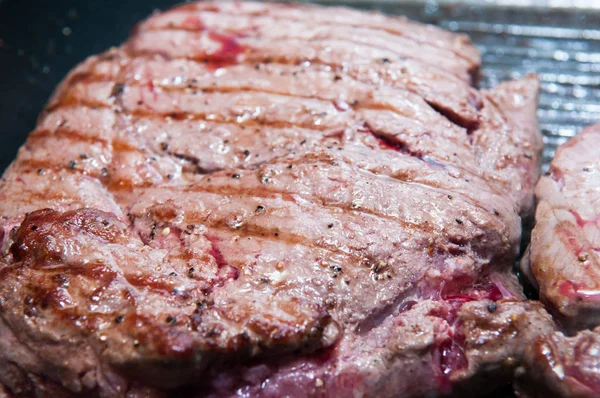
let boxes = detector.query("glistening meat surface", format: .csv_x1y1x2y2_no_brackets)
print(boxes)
518,124,600,398
0,2,550,397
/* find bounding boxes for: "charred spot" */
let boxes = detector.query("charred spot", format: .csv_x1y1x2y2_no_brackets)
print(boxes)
10,209,126,263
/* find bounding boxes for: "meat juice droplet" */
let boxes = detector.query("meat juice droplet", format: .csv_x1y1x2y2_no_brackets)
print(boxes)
436,333,468,394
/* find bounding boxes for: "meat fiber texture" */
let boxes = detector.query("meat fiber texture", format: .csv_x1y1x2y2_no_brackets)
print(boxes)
0,2,552,397
517,124,600,398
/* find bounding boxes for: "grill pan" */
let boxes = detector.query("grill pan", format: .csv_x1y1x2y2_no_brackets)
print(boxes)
0,1,599,396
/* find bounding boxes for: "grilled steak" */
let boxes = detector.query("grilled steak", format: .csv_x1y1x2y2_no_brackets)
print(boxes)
522,124,600,332
0,2,551,397
518,124,600,397
516,326,600,398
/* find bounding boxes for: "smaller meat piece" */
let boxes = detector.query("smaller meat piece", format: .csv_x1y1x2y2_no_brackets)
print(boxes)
523,124,600,332
516,327,600,398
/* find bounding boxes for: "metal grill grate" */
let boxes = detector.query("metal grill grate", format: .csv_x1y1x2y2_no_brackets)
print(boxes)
310,0,600,170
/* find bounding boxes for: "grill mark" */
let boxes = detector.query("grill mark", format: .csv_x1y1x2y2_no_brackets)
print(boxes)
146,8,477,65
76,50,474,106
119,49,479,126
181,184,431,233
125,43,468,89
16,159,84,175
69,51,478,129
172,170,501,251
197,223,369,269
60,72,442,129
147,29,468,80
47,97,341,133
24,108,493,227
28,127,109,146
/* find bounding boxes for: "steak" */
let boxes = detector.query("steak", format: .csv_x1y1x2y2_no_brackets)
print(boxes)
518,124,600,397
0,2,552,397
522,124,600,332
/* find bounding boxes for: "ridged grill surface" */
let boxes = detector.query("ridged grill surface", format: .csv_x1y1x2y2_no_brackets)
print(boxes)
312,0,600,169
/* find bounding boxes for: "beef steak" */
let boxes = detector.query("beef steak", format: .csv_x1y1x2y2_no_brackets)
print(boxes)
518,124,600,398
523,124,600,332
0,2,551,397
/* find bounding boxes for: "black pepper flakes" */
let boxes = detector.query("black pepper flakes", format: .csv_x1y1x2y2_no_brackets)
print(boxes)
188,267,195,277
455,219,463,225
447,195,453,200
232,173,240,179
287,164,293,169
328,223,334,228
68,160,77,169
80,153,89,159
161,142,169,151
583,167,591,172
487,303,497,313
493,209,500,216
101,168,108,176
300,140,307,145
260,277,270,284
102,220,109,226
330,264,343,273
166,316,176,324
196,302,203,309
31,225,38,231
37,168,44,175
381,58,391,64
110,82,125,98
115,315,125,324
169,272,177,277
243,149,251,157
256,205,265,214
